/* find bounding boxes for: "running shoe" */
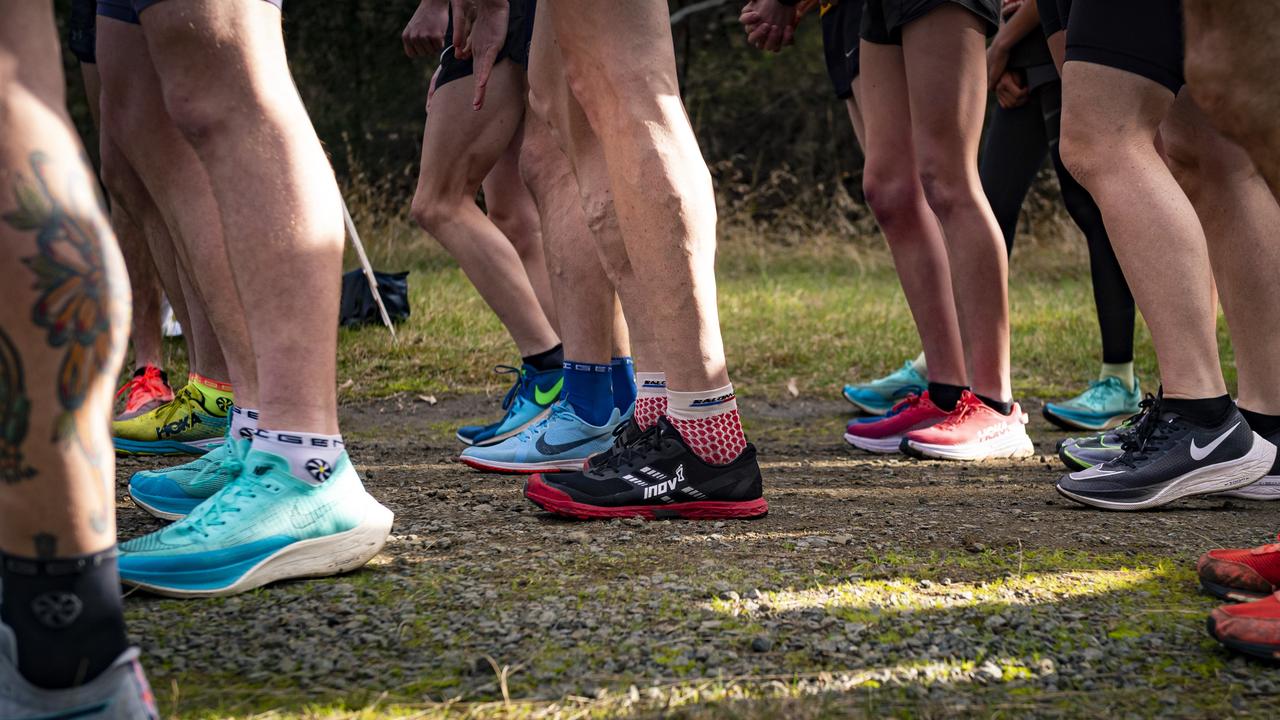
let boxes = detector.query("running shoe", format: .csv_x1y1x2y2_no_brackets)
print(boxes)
1056,396,1154,471
0,623,158,720
128,437,247,521
112,383,229,456
114,365,174,421
456,364,563,447
1056,395,1275,511
524,417,767,520
1197,536,1280,602
841,359,927,416
459,402,624,473
1043,376,1142,431
844,391,947,454
900,391,1034,461
586,416,645,471
1207,592,1280,661
118,448,393,597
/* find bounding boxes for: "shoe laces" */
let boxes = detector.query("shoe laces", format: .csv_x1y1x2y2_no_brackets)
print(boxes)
182,464,273,539
513,402,569,442
934,395,983,430
152,385,205,425
494,365,527,411
1078,377,1121,404
601,422,664,473
1117,392,1170,466
883,392,923,418
115,367,171,410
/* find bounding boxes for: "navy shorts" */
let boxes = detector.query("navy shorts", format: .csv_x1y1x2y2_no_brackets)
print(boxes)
69,0,97,63
98,0,283,25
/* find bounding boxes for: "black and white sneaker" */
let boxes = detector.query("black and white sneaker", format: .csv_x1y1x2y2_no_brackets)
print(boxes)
524,417,768,520
585,419,647,471
1056,395,1276,511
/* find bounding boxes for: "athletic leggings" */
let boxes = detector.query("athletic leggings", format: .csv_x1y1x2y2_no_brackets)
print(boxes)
979,79,1136,365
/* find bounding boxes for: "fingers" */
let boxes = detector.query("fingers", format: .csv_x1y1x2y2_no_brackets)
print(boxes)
747,22,773,49
451,0,471,58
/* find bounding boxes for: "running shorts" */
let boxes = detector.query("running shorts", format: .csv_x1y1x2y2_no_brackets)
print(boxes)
437,0,530,91
69,0,97,64
98,0,284,25
821,0,864,99
1064,0,1184,93
861,0,999,45
1036,0,1069,36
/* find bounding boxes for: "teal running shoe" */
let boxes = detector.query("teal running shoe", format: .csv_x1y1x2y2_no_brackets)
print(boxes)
118,448,393,598
460,402,624,473
128,437,248,521
457,364,563,447
842,360,927,415
1043,376,1142,431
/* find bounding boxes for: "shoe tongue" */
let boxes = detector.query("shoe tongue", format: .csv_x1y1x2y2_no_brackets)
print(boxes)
654,416,689,448
243,447,291,479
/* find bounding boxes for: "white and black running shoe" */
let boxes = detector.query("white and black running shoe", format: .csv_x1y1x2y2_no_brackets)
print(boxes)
1056,395,1276,511
525,417,768,520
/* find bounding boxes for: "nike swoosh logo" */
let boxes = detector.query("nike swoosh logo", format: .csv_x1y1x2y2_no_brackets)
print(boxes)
536,430,609,455
1070,464,1124,480
1190,421,1241,461
534,378,563,406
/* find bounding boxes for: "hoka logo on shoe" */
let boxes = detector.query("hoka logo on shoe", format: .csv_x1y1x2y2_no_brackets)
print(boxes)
976,423,1010,442
155,413,201,439
642,465,685,499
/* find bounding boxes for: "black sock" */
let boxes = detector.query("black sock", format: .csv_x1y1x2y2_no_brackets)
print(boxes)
1240,408,1280,438
928,382,967,412
976,393,1013,416
1,547,129,689
1163,394,1233,428
523,344,564,373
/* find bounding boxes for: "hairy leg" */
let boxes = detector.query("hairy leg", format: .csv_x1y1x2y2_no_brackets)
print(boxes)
97,17,254,403
1060,62,1224,399
1161,91,1280,414
857,39,967,387
483,122,560,333
411,62,560,357
902,5,1013,401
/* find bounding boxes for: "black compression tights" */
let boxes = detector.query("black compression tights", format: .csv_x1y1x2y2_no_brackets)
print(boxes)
978,80,1136,365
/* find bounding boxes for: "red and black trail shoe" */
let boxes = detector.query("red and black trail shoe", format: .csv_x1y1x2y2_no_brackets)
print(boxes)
1197,536,1280,602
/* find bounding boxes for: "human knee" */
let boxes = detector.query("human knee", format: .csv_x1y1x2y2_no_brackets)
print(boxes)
1058,119,1112,189
914,159,975,221
862,165,923,229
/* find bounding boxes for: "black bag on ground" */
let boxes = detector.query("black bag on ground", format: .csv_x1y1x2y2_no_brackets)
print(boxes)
339,269,410,327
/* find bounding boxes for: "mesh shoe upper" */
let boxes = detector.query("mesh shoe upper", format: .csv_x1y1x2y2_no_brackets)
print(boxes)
1198,537,1280,596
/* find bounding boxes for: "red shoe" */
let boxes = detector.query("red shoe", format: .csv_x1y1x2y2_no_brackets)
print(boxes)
901,390,1034,461
115,365,175,421
843,392,947,454
1197,537,1280,601
1208,592,1280,661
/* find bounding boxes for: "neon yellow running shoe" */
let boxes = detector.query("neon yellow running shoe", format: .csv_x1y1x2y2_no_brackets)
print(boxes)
113,374,232,456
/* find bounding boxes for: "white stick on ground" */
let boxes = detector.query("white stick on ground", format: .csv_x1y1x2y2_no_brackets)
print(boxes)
341,198,399,344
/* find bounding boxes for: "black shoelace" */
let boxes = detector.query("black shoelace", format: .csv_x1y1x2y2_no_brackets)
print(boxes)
603,424,665,473
1117,393,1172,467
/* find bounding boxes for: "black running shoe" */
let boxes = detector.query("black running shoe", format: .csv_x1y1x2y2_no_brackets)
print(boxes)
585,419,648,471
524,417,768,520
1056,394,1276,511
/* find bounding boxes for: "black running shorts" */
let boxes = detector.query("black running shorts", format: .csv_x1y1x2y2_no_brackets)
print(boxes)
821,0,864,99
1036,0,1070,36
437,0,530,91
861,0,999,45
69,0,97,64
1064,0,1184,93
98,0,284,25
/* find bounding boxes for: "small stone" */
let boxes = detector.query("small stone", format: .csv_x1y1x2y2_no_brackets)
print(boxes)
978,662,1003,682
565,531,589,544
750,636,774,653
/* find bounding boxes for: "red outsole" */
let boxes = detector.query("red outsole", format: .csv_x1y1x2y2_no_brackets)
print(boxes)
457,457,565,475
524,475,769,520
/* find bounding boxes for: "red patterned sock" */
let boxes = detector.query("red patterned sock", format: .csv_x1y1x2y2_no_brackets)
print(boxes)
634,371,667,430
667,384,748,465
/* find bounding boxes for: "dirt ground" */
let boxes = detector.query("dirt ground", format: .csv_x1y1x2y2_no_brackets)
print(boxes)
115,395,1280,718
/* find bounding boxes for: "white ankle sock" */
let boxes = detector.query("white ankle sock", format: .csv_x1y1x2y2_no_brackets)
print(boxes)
229,407,259,442
252,429,345,486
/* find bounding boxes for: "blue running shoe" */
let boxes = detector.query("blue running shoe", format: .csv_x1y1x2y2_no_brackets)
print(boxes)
460,402,624,473
457,364,563,446
1044,376,1142,431
119,448,393,598
128,437,248,521
842,360,927,415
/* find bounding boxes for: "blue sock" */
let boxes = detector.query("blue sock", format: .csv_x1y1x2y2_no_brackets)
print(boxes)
611,356,637,413
563,360,615,426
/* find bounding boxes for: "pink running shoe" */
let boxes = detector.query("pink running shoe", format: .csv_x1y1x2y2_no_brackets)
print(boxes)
902,390,1034,461
844,392,948,454
115,365,175,421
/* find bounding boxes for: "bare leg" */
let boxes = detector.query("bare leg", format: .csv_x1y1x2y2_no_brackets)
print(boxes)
483,123,560,333
1060,62,1224,399
858,39,967,387
901,6,1012,401
1161,92,1280,414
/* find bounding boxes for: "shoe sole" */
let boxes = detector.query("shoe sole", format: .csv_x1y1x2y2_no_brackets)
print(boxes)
843,432,903,454
1207,616,1280,662
121,500,394,598
127,487,198,521
524,475,768,520
1055,434,1277,511
902,433,1035,462
114,436,224,456
1214,475,1280,501
456,407,553,447
457,455,587,474
1042,406,1133,432
1200,578,1272,603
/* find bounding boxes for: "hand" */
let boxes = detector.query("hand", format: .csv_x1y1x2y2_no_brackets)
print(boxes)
739,0,796,53
450,0,507,111
995,70,1029,109
987,38,1010,92
403,0,449,58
